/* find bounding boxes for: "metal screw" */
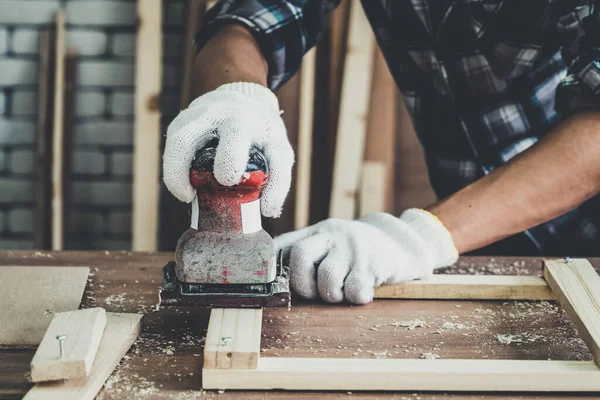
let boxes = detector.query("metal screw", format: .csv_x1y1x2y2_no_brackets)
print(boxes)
221,337,232,346
56,335,66,358
564,257,572,263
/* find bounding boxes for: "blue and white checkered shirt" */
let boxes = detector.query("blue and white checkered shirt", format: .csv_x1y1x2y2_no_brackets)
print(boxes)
197,0,600,255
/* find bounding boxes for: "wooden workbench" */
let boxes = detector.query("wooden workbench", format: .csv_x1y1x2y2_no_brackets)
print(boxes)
1,251,598,400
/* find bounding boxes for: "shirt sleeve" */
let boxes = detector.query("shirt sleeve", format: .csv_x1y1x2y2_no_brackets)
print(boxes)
194,0,340,90
556,1,600,115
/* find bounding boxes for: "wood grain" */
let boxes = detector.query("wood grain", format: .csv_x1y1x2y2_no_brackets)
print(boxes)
132,0,162,251
358,161,386,216
329,0,375,219
375,275,555,300
204,308,262,369
0,266,89,345
24,313,142,400
30,308,107,382
203,358,600,391
544,258,600,367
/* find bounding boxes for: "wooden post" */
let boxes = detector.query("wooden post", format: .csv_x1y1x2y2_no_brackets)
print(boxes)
132,0,163,251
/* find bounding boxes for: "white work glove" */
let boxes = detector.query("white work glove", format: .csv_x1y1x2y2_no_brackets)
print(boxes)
163,82,294,218
275,209,459,304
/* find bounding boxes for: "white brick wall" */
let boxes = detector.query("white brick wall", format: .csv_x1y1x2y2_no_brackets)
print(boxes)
9,209,34,233
10,149,34,174
68,30,108,56
75,91,106,117
75,121,133,145
12,29,39,54
74,150,105,174
0,120,36,144
111,152,132,176
0,59,38,85
0,179,34,203
0,92,5,115
72,182,132,206
110,92,133,116
66,1,136,26
12,91,37,116
112,33,135,57
78,60,134,86
0,1,60,24
0,28,7,54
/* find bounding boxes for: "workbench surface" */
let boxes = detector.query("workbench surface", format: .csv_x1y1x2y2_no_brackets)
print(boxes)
1,251,599,400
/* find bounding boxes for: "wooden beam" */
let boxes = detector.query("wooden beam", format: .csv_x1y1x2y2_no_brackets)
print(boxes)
30,308,107,382
35,28,55,250
0,266,89,345
203,358,600,391
51,9,66,251
358,161,386,216
62,50,77,248
374,274,554,301
329,0,375,219
132,0,162,251
24,313,142,400
294,47,317,230
204,308,262,369
179,0,203,107
544,258,600,367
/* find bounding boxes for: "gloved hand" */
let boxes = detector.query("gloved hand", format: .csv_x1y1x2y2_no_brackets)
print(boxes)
163,82,294,218
274,209,459,304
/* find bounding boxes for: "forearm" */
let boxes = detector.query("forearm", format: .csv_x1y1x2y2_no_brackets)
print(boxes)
190,24,268,102
428,111,600,253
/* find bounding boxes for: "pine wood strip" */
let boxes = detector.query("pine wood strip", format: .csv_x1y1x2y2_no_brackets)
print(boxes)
0,266,89,345
30,308,107,382
180,0,204,107
51,9,66,251
203,358,600,391
294,47,317,229
132,0,162,251
329,0,375,219
375,275,554,300
358,161,386,216
204,308,262,369
544,258,600,367
24,313,142,400
62,50,77,248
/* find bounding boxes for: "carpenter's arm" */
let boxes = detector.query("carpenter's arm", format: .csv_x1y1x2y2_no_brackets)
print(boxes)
428,111,600,253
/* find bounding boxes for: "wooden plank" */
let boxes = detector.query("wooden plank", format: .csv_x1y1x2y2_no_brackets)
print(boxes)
179,0,204,107
24,313,142,400
51,9,66,251
204,308,262,369
329,0,375,219
0,266,89,345
365,47,396,213
544,258,600,367
132,0,163,251
374,274,554,300
34,28,55,250
203,358,600,391
294,47,317,230
30,308,107,382
358,161,386,216
62,50,77,248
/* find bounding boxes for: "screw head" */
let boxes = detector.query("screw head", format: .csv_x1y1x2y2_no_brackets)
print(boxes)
56,335,66,341
221,336,232,346
564,257,572,263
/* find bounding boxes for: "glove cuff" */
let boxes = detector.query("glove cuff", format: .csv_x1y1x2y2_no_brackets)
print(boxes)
399,208,459,270
214,82,280,113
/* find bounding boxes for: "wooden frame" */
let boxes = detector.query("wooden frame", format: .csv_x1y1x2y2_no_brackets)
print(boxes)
202,258,600,392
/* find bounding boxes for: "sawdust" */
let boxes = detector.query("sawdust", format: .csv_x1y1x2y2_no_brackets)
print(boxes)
438,258,531,275
420,352,440,360
104,293,126,307
496,332,542,345
391,319,426,330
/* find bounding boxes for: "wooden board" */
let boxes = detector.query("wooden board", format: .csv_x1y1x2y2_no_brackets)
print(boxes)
203,358,600,391
132,0,162,251
294,47,317,230
30,308,107,382
34,29,54,250
24,313,142,400
179,0,204,107
329,0,375,219
0,266,89,345
358,161,386,216
374,275,555,300
544,258,600,367
62,51,77,248
204,308,262,369
51,9,66,251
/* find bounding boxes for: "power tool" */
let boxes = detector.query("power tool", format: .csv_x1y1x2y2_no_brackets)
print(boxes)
160,137,291,308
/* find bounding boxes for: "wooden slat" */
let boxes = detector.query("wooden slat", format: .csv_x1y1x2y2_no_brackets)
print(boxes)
544,258,600,367
374,274,554,300
294,47,317,230
358,161,386,216
132,0,163,251
34,29,55,250
179,0,204,107
51,9,66,251
204,308,262,369
30,308,107,382
24,313,142,400
203,358,600,391
62,50,77,248
0,266,89,345
329,0,375,219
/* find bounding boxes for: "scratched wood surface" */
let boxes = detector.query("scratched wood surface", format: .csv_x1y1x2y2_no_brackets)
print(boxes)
0,252,598,400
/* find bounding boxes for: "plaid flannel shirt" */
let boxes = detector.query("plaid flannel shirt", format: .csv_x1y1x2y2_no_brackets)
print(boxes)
197,0,600,256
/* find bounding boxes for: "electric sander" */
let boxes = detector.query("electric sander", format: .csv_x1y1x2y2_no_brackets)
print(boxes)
160,137,291,308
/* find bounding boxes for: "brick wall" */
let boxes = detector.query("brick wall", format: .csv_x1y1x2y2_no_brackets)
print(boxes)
0,0,186,250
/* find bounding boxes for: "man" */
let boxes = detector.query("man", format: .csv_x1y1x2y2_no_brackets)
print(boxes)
163,1,600,305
